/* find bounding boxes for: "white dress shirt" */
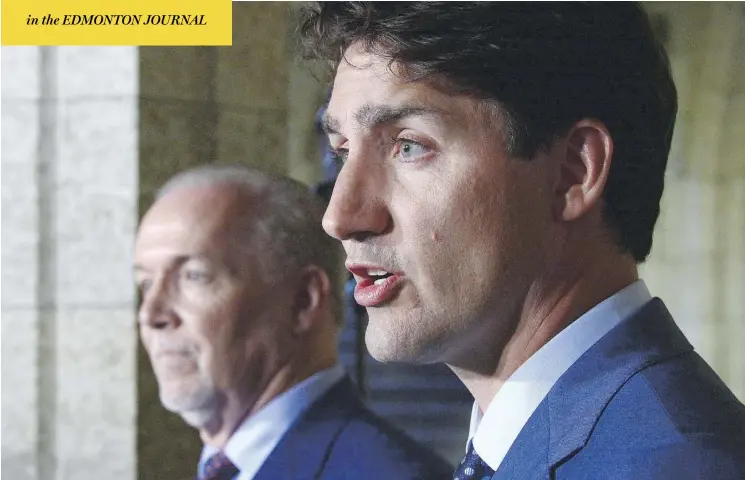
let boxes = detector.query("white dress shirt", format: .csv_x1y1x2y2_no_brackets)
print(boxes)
468,280,652,471
198,363,347,480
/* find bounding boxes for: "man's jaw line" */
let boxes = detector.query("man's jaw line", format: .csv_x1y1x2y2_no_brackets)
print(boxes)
446,246,639,413
196,350,340,448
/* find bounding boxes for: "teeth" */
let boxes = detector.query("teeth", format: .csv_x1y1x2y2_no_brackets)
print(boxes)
374,278,388,286
368,269,389,276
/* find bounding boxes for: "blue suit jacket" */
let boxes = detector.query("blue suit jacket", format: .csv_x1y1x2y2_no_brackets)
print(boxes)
253,377,453,480
492,298,745,479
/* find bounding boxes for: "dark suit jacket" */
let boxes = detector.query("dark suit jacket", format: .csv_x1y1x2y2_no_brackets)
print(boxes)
253,376,453,480
491,298,745,479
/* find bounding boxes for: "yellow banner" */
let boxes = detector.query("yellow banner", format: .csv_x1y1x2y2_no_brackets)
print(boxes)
2,0,232,46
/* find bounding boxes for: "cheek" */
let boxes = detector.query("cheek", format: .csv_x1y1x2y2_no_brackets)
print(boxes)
177,295,240,361
402,168,514,301
207,293,291,371
445,193,503,282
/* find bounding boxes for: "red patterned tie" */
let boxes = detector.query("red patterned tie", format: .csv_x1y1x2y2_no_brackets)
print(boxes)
197,451,239,480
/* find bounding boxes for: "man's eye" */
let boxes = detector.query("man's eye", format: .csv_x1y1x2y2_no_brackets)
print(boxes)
328,147,349,166
184,270,209,282
396,139,430,161
139,279,152,293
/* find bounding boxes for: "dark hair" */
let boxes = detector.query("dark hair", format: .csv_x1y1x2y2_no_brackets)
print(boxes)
298,2,678,263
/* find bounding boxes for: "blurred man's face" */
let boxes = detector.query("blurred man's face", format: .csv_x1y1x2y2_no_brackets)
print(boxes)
322,44,556,366
135,186,294,427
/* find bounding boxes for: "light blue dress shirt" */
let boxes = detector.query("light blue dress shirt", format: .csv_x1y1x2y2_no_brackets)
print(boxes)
198,363,347,480
468,280,652,471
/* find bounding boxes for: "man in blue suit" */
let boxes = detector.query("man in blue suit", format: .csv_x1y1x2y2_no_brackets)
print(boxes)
135,165,452,480
300,2,745,479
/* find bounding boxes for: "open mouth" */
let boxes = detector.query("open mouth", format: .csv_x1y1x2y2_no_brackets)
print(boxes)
368,269,394,285
346,265,404,307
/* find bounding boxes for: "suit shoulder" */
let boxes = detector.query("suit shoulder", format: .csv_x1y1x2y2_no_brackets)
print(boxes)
558,441,745,480
609,352,745,445
323,407,453,480
558,353,745,478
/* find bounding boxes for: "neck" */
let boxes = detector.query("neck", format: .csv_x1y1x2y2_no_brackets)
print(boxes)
450,241,638,413
198,340,338,448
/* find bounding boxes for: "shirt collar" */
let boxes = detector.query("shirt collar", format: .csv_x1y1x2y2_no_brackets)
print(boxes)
199,364,346,480
469,280,652,471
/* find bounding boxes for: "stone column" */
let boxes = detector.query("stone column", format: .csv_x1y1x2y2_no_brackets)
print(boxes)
285,2,329,186
1,46,139,479
642,2,745,400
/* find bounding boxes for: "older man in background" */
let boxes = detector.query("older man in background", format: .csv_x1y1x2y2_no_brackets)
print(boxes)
134,165,452,480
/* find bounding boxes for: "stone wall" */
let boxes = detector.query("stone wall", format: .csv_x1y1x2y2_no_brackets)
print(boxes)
1,46,139,479
642,2,745,400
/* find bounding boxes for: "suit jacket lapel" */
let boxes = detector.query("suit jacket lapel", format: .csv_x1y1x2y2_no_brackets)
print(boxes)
253,377,363,480
494,298,693,479
491,402,552,479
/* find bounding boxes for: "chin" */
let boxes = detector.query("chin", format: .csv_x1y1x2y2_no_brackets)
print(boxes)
177,407,220,429
365,339,405,363
365,303,462,365
158,383,221,427
365,320,443,365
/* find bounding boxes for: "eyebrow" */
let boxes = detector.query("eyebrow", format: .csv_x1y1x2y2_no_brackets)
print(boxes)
321,104,446,136
133,255,202,274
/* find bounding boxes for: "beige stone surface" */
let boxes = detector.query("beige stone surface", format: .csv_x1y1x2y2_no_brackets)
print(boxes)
215,2,291,110
53,308,137,480
719,92,745,179
139,47,216,103
1,46,41,100
54,99,138,308
1,46,139,480
215,108,288,172
1,47,43,480
662,3,744,180
2,101,40,309
1,310,40,480
138,98,217,195
55,47,138,100
654,180,719,261
286,58,327,186
642,1,745,401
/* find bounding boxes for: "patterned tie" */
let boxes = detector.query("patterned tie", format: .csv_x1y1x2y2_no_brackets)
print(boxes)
197,451,239,480
452,440,495,480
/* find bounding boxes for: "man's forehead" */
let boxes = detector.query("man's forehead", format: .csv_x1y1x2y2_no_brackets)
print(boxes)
329,47,415,106
338,42,390,73
326,77,460,135
137,187,243,250
151,184,255,225
134,213,240,275
141,190,214,230
136,212,214,256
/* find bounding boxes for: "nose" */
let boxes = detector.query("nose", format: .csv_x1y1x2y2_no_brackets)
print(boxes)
138,279,179,330
322,155,392,241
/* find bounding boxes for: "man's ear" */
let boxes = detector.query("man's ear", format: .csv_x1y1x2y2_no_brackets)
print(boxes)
292,265,332,335
553,119,613,221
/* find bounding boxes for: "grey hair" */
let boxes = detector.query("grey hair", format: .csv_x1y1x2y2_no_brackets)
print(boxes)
156,164,345,326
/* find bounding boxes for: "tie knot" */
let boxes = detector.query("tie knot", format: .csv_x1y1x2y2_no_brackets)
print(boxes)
452,440,495,480
466,440,477,455
198,451,239,480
